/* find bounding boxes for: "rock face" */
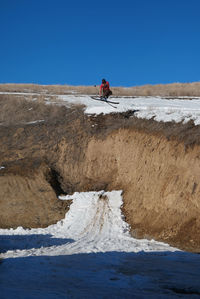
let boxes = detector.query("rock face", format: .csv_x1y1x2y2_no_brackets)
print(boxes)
1,107,200,251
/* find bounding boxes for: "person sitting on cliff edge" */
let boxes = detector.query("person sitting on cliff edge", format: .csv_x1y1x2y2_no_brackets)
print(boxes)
100,79,112,100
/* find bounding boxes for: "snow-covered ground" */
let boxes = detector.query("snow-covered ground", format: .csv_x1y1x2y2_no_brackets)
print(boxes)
2,91,200,124
58,95,200,125
1,191,200,298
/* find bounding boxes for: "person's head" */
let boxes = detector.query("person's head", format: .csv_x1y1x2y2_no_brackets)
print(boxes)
102,79,106,84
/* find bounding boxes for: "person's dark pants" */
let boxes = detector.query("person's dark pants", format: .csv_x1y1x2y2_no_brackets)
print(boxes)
103,90,112,98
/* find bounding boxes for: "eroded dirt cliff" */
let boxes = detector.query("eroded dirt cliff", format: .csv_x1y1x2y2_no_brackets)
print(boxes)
84,131,200,252
1,102,200,251
0,159,70,228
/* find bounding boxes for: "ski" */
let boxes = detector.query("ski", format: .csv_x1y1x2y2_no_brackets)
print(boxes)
105,101,117,109
91,96,119,105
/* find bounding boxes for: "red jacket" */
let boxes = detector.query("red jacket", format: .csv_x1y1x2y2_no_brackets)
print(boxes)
100,81,110,95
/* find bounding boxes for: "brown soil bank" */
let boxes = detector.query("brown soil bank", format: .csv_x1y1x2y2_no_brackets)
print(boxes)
84,131,200,252
0,159,70,228
1,102,200,252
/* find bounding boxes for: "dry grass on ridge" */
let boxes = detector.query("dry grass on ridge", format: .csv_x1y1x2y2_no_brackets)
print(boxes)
1,82,200,97
0,94,71,126
0,84,98,95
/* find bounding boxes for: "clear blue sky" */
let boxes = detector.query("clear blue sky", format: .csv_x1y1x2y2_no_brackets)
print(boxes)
1,0,200,86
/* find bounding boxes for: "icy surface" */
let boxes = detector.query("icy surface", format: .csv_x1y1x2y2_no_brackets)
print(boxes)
0,191,200,298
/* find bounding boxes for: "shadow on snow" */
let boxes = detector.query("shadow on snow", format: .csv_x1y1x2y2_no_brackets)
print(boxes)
0,234,74,252
0,250,200,298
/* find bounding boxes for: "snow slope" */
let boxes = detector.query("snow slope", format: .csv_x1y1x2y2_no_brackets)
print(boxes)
1,191,200,298
58,95,200,125
1,91,200,124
